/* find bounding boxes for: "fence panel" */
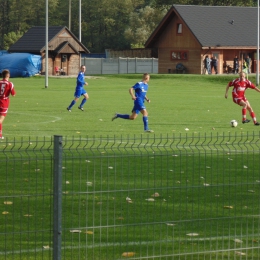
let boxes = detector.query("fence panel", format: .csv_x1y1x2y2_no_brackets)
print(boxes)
1,133,260,259
81,57,158,74
0,137,54,260
60,133,260,259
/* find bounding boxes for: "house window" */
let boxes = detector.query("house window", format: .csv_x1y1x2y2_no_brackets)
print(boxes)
171,50,188,60
177,23,182,34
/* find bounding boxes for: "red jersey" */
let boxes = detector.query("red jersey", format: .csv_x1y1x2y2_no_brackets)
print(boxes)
0,79,16,116
228,78,255,98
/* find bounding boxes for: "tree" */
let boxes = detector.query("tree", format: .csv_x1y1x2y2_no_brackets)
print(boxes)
80,0,135,52
152,0,257,7
0,0,258,53
125,6,167,48
0,0,10,49
3,31,23,50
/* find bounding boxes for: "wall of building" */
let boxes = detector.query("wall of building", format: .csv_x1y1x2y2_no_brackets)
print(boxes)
68,54,80,75
41,53,80,76
156,15,202,74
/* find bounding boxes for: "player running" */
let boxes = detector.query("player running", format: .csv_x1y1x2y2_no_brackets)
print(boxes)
0,69,16,139
67,65,89,112
225,71,260,125
112,73,153,132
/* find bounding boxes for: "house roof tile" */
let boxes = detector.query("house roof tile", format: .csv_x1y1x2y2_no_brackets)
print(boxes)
9,26,89,53
146,5,258,48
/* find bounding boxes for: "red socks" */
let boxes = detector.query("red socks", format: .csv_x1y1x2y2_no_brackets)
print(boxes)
250,111,256,124
242,109,247,121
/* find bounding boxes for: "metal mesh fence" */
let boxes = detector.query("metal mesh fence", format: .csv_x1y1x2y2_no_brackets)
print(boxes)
81,58,158,75
0,137,54,260
1,133,260,259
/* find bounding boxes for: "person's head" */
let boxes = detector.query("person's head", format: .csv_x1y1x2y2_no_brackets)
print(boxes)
239,71,246,80
2,69,10,79
80,65,86,73
142,73,150,83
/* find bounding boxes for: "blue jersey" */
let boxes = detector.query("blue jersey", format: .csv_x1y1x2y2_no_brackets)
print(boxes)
133,81,148,104
76,71,86,89
74,71,87,98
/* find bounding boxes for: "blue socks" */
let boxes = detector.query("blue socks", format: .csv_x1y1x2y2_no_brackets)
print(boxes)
68,100,76,109
116,114,149,129
143,116,148,130
117,114,130,119
68,98,87,109
79,98,87,108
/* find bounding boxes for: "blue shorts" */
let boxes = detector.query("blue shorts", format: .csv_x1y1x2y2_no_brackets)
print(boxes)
132,101,146,114
74,88,87,98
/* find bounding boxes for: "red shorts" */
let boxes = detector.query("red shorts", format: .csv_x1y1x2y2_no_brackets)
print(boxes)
0,107,8,117
232,96,247,105
0,99,10,116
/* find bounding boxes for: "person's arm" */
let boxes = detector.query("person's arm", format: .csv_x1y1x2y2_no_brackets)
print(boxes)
254,86,260,93
145,96,150,103
10,83,16,96
225,84,230,98
129,87,136,100
77,73,87,86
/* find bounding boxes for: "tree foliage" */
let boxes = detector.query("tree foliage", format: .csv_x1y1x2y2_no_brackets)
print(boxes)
0,0,257,52
125,6,167,48
3,31,23,50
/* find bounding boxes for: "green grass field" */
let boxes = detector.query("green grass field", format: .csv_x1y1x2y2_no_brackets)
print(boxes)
1,74,260,259
4,73,260,138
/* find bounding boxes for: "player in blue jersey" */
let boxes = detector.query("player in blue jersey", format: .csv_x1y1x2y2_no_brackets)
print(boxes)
112,73,153,132
67,65,89,112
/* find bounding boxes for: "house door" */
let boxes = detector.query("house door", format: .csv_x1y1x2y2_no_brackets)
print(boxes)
211,52,219,74
61,54,68,75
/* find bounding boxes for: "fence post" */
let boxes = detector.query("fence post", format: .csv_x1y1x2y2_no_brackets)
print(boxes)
152,58,154,73
135,58,137,73
53,135,63,260
101,58,103,75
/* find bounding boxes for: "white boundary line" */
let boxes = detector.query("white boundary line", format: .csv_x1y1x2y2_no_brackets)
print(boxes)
7,112,62,125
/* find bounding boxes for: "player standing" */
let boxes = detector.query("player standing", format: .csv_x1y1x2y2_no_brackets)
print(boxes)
0,69,16,139
225,71,260,125
112,73,153,132
67,65,89,112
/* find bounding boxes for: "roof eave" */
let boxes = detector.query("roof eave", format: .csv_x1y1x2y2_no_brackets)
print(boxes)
145,6,175,48
202,46,257,49
40,27,90,53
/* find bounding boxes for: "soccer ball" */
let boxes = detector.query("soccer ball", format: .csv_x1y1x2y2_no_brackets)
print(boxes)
230,120,238,127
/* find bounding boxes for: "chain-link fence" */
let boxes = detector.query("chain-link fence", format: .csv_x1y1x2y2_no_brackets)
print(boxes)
1,133,260,259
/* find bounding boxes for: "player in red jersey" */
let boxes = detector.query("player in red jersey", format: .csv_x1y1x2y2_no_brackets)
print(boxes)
0,69,16,139
225,72,260,125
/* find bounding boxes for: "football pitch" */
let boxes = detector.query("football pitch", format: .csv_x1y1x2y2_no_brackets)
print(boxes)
4,73,260,138
1,74,260,259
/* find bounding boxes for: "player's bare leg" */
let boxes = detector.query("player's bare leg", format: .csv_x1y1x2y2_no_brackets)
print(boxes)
245,101,259,125
0,115,5,139
239,100,250,124
112,111,136,121
239,100,259,125
129,112,138,120
78,93,89,111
